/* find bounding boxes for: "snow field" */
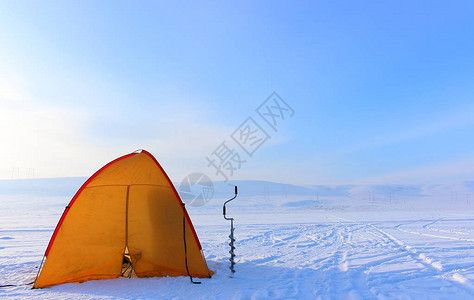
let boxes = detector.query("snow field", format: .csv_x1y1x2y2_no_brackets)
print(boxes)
2,210,474,299
1,179,474,299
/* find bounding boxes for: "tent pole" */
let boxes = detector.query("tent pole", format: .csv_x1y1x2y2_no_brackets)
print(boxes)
31,255,46,289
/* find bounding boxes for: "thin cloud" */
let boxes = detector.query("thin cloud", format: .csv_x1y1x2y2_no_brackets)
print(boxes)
341,103,474,154
354,157,474,185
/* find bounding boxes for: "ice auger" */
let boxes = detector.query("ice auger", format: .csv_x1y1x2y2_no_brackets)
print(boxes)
223,186,238,276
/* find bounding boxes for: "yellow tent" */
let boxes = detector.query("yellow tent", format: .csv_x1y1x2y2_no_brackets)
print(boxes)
34,150,212,288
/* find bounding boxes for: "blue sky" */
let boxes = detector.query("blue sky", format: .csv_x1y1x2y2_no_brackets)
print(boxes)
1,1,474,185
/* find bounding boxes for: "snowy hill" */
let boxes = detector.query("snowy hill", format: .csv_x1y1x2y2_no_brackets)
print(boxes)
0,177,86,197
1,177,474,211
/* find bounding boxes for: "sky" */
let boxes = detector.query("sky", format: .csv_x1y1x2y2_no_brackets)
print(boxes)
1,1,474,185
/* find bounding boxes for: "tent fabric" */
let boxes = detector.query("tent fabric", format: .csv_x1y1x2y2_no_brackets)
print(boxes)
34,150,211,288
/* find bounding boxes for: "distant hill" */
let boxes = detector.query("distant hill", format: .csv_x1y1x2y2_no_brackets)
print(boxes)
1,177,473,211
0,177,87,197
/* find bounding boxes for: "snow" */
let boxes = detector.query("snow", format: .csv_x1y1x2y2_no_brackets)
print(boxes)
1,178,474,299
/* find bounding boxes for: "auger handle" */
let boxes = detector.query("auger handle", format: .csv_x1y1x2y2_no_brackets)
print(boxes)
223,186,238,220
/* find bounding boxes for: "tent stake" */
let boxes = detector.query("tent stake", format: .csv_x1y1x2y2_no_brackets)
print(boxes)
223,186,238,276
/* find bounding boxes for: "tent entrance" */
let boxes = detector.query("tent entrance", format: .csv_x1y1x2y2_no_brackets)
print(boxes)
121,247,136,278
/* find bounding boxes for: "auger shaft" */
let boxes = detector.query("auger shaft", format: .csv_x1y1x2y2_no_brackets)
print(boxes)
228,218,235,274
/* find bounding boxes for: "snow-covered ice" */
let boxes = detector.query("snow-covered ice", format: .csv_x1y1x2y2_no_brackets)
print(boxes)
1,178,474,299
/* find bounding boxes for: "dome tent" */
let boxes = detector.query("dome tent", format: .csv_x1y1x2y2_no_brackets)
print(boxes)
34,150,211,288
